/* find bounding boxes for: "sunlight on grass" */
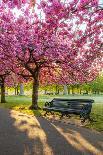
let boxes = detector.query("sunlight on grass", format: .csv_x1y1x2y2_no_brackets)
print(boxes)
0,95,43,116
0,95,103,131
86,103,103,131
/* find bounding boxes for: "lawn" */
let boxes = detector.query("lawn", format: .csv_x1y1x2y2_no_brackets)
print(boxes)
0,94,103,131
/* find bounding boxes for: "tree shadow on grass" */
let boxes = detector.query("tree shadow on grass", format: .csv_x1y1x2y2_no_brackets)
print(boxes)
0,107,102,155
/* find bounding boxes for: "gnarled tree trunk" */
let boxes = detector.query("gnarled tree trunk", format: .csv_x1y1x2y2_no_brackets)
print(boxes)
1,78,6,103
29,70,40,110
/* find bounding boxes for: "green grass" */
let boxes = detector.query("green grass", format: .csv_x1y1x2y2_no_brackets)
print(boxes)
0,95,43,116
0,95,103,131
86,103,103,131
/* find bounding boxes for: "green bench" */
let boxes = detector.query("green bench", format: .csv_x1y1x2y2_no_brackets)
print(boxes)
43,98,94,123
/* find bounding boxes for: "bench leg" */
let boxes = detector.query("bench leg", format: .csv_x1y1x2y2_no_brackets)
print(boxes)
81,118,86,123
81,115,87,123
81,114,92,123
44,111,48,116
44,111,55,116
66,114,71,118
50,111,54,115
60,113,64,119
88,115,94,122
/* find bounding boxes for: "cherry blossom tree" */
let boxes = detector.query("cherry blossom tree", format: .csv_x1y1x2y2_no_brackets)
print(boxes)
1,0,36,8
0,55,15,103
0,6,19,102
0,11,11,102
0,0,103,109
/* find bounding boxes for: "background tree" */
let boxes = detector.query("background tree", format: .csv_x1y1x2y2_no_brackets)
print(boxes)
1,0,103,109
0,62,13,103
0,9,15,102
90,75,103,94
1,0,36,8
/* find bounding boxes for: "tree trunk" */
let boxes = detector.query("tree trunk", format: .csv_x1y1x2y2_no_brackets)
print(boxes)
6,87,8,95
1,79,6,103
85,90,88,94
80,89,82,94
57,88,59,95
15,86,17,95
71,86,74,95
68,86,70,94
17,85,19,95
44,89,47,95
14,84,19,95
97,91,99,94
19,83,24,95
63,85,68,95
55,85,59,95
29,71,40,110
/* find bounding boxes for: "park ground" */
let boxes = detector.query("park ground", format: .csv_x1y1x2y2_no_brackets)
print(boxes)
0,94,103,132
0,108,103,155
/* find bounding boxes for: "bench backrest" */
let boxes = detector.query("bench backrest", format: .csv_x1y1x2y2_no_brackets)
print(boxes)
50,98,94,110
51,99,70,108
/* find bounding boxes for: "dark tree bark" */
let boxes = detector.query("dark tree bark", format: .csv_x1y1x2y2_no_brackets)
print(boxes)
55,85,59,95
71,85,74,95
76,85,79,94
17,85,19,95
15,86,17,95
80,89,82,94
94,91,96,94
57,88,59,95
1,78,6,103
14,85,19,95
29,70,40,110
68,86,70,94
85,90,88,94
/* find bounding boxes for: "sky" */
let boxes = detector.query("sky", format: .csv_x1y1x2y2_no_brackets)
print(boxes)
12,0,103,18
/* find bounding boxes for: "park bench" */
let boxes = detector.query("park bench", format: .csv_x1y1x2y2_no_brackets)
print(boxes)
46,92,54,95
83,92,88,95
43,98,94,123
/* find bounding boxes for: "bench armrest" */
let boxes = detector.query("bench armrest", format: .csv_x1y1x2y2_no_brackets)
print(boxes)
45,101,52,107
80,104,92,118
45,102,49,106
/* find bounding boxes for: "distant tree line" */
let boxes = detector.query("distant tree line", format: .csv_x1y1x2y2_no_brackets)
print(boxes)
39,75,103,95
5,74,103,96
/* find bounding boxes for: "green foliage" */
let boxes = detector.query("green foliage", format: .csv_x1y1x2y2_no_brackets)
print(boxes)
90,75,103,93
24,82,33,90
0,96,43,116
86,103,103,131
0,95,103,131
82,83,91,92
39,84,64,94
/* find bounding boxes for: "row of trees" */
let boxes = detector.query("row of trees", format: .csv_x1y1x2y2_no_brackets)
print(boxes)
0,0,103,109
6,74,103,95
38,74,103,95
